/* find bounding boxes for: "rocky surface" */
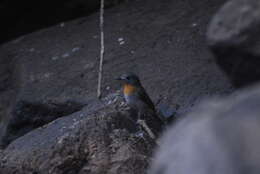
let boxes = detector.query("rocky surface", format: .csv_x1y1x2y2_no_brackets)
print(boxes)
149,83,260,174
0,0,240,173
0,94,158,174
0,0,232,148
207,0,260,87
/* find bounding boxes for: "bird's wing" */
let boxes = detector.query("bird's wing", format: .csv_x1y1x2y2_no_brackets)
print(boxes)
137,86,156,111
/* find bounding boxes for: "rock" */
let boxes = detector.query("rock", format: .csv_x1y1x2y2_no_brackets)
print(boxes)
207,0,260,87
149,83,260,174
0,0,232,147
0,100,158,174
156,103,179,123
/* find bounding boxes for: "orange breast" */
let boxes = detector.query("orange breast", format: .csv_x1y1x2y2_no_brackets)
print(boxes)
123,84,136,95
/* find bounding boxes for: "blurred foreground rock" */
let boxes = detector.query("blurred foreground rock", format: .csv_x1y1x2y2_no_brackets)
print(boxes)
150,83,260,174
0,94,159,174
207,0,260,87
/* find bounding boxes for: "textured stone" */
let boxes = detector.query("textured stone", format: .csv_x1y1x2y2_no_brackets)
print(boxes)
0,101,158,174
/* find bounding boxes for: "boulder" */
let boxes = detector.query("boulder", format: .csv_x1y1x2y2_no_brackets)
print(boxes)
149,83,260,174
0,97,158,174
207,0,260,87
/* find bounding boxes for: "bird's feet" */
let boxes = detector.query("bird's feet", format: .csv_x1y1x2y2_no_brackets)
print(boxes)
137,119,156,140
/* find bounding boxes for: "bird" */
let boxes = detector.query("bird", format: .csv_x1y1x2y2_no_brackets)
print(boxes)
116,73,164,140
116,73,158,119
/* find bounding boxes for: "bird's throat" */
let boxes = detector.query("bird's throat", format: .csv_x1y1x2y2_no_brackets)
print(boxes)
123,84,136,95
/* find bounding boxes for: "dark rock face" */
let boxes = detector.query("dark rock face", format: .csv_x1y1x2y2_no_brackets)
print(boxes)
207,0,260,87
0,0,126,44
0,100,157,174
149,84,260,174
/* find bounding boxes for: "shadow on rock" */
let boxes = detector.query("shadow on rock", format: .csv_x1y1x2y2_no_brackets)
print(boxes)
0,100,86,148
